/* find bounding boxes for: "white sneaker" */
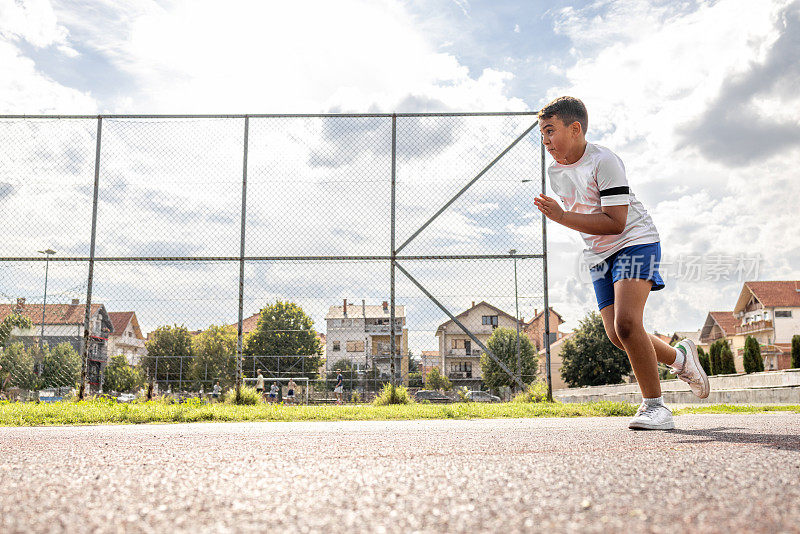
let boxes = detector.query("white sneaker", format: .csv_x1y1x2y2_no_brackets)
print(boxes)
672,339,710,399
628,402,674,430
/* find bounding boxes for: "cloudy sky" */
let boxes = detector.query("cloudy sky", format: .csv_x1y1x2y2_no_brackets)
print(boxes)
1,0,799,352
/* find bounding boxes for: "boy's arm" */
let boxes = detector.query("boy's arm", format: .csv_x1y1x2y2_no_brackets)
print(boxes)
534,194,627,235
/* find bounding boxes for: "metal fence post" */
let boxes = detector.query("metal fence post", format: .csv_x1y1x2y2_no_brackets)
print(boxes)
79,116,102,400
541,140,553,402
236,116,249,394
390,113,397,387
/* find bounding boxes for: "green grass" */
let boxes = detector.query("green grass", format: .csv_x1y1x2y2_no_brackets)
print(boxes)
1,399,797,427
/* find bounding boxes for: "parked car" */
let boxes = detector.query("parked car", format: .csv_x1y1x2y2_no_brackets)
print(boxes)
413,390,451,403
116,393,136,403
466,390,501,403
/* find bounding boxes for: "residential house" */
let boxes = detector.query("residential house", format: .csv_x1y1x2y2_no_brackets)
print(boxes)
107,312,147,366
324,299,409,381
1,298,113,390
435,301,519,388
536,331,574,390
523,307,566,351
420,350,440,379
700,311,746,372
731,280,800,370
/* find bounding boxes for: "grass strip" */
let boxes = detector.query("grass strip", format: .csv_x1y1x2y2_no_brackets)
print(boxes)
1,400,796,427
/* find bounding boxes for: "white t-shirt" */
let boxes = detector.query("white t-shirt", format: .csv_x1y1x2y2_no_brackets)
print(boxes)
546,143,660,266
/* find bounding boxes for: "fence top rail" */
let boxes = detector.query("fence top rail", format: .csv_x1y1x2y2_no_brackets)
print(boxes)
0,254,545,262
0,112,540,120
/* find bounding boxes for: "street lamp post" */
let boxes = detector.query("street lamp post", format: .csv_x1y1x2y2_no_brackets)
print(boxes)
510,248,521,390
38,249,56,349
37,249,56,375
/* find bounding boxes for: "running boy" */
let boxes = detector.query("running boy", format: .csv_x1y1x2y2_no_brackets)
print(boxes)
535,96,709,430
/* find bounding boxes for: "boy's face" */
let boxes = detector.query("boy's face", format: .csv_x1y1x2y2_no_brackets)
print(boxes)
539,115,583,164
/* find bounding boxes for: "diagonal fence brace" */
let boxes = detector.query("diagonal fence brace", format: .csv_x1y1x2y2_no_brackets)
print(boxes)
394,262,527,390
396,119,539,254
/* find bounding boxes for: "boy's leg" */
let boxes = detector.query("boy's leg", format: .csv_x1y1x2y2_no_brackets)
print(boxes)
613,279,661,399
600,304,678,366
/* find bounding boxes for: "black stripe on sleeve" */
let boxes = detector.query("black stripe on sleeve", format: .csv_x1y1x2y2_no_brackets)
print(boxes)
599,186,630,197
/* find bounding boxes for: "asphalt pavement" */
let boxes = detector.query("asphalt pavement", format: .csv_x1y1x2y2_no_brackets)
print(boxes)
1,414,799,533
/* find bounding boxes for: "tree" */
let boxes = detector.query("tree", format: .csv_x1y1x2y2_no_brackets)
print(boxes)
697,346,712,377
103,354,144,393
709,340,721,375
792,335,800,369
0,342,37,390
742,336,764,373
480,327,538,391
718,339,737,374
40,342,81,388
560,312,631,387
190,325,237,388
141,324,194,388
243,300,323,380
0,313,33,347
424,367,451,391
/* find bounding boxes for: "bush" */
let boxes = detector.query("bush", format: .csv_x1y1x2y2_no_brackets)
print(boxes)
792,335,800,369
743,336,764,373
224,385,260,405
709,341,721,375
698,347,711,376
424,367,451,391
350,390,362,404
719,339,737,374
512,380,549,403
372,384,413,406
456,386,470,402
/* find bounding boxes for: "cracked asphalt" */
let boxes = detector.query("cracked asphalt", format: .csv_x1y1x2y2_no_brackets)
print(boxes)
2,413,799,533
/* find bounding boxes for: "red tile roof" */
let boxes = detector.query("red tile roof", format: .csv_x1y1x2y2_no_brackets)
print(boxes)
241,313,260,335
708,311,739,335
108,312,134,334
744,281,800,308
0,302,104,326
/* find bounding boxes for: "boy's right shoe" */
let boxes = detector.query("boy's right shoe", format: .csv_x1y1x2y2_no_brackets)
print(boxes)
628,402,675,430
673,339,710,399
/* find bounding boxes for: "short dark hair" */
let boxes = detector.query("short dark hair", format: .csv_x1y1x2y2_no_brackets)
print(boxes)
538,96,588,135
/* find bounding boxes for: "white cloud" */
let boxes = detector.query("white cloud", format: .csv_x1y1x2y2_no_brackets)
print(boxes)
51,0,523,113
0,0,95,113
0,0,69,48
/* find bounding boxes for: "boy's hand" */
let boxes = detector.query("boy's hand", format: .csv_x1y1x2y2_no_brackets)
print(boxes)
534,194,565,223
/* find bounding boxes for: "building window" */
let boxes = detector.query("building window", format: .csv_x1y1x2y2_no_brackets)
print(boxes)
332,341,340,351
482,315,498,327
776,310,792,318
451,339,466,349
450,362,472,373
346,340,364,352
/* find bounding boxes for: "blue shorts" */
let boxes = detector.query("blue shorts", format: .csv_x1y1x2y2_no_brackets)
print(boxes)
590,242,665,311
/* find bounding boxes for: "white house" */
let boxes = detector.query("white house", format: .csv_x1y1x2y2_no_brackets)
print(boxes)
731,280,800,370
107,311,147,365
324,299,408,380
435,301,519,387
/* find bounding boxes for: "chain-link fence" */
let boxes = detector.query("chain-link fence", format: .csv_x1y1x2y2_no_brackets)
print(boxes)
0,113,553,403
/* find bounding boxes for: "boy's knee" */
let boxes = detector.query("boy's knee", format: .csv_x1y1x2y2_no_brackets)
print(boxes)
614,316,639,341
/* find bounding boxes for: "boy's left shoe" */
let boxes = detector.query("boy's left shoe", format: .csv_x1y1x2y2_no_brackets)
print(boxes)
628,402,675,430
672,339,710,399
